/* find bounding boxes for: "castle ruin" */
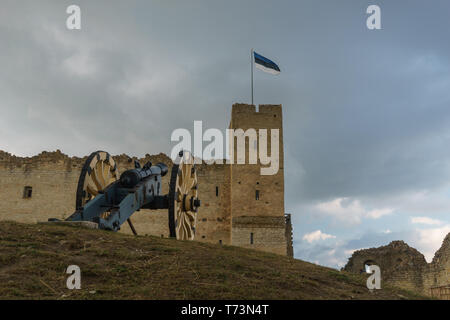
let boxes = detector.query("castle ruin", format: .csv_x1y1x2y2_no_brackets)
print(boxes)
344,235,450,299
0,103,293,257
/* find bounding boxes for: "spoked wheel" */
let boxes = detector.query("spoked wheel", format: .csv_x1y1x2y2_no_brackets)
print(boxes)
168,151,200,240
76,151,119,210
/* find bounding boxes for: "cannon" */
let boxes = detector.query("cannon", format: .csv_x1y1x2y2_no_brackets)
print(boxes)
51,150,200,240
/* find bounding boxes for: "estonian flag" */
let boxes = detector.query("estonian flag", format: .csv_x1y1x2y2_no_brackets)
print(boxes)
253,51,281,75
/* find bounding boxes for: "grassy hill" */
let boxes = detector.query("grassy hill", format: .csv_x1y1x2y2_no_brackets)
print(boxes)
0,221,427,300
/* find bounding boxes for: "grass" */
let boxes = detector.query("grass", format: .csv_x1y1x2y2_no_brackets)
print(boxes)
0,221,429,300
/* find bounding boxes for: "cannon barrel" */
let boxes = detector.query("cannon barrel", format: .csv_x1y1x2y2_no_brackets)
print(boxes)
119,162,168,188
63,150,199,240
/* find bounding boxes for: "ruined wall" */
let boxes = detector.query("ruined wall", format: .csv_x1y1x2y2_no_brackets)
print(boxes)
424,233,450,297
344,241,427,293
229,104,287,255
344,237,450,298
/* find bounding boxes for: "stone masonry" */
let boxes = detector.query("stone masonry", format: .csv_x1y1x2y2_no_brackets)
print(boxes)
344,236,450,299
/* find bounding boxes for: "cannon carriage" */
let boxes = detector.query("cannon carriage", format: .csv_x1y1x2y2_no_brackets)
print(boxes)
50,150,200,240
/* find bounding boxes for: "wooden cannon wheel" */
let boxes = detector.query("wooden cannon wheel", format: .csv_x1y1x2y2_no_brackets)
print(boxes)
168,151,199,240
76,151,120,210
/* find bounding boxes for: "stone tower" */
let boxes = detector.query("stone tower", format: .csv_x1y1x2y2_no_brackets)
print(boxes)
228,104,287,255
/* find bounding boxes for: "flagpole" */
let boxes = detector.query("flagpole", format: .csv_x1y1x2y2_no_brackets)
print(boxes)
251,48,254,106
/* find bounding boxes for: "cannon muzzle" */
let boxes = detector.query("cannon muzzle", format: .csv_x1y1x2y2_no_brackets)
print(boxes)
120,162,168,188
156,162,168,177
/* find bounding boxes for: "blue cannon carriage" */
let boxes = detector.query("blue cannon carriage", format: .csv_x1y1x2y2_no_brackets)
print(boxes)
50,150,200,240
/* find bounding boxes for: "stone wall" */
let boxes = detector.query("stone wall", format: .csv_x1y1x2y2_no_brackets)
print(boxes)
344,236,450,298
424,233,450,296
0,150,84,224
285,214,294,258
231,216,287,255
195,163,231,245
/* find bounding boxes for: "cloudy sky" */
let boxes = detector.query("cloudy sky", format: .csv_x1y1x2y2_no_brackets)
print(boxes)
1,0,450,268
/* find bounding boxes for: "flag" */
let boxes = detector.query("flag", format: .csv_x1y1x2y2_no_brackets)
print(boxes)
253,51,281,75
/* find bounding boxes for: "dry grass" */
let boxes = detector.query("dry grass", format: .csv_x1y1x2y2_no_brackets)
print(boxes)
0,221,428,300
